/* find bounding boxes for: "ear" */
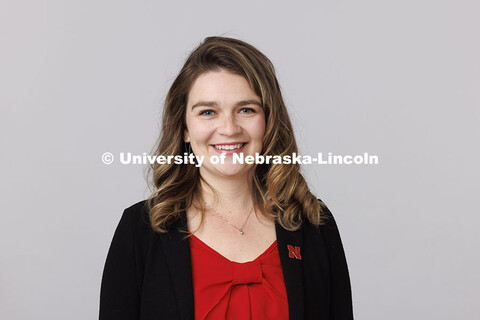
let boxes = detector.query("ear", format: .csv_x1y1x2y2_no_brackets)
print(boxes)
184,129,190,143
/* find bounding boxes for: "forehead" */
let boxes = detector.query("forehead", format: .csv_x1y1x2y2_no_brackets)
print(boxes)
187,70,260,106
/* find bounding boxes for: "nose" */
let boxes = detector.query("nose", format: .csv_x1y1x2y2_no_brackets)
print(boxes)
218,114,242,136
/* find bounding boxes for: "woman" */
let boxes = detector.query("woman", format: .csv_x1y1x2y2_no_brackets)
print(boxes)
99,36,353,320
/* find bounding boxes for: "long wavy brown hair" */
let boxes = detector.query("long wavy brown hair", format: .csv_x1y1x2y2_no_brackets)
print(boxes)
146,36,326,233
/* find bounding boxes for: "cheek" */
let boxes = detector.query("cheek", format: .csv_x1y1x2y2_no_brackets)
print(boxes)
186,118,214,143
249,116,266,140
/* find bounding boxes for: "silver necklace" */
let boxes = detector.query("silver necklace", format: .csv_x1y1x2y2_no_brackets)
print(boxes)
206,204,254,235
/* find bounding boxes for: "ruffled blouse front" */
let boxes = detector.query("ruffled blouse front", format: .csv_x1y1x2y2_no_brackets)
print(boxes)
189,234,289,320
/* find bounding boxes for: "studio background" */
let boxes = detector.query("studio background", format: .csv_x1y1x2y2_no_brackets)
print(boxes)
1,1,479,319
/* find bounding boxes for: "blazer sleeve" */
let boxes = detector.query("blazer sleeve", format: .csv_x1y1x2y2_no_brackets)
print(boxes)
99,209,141,320
321,204,354,319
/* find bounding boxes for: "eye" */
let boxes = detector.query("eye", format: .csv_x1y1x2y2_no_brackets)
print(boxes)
239,107,255,114
199,109,215,116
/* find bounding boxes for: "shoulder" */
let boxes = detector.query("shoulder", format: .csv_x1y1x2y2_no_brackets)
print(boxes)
117,199,153,235
317,198,337,229
123,199,149,219
302,198,335,228
302,199,342,241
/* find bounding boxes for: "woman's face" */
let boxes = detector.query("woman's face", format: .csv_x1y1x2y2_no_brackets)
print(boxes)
184,69,266,179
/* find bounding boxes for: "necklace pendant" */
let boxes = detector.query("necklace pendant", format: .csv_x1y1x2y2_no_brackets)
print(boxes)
239,229,244,235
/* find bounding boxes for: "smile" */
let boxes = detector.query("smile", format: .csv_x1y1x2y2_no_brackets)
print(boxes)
211,143,248,153
213,143,245,150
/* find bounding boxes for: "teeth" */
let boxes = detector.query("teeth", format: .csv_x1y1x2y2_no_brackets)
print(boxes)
214,143,244,150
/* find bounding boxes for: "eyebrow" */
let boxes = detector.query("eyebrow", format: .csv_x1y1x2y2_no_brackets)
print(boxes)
190,99,262,111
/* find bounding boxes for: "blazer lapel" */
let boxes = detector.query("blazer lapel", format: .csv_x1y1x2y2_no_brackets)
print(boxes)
275,222,305,320
160,212,194,320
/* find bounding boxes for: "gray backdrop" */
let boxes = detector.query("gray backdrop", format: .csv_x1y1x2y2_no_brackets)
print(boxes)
1,0,479,319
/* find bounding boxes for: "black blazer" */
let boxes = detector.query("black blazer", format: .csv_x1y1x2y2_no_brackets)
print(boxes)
99,200,354,319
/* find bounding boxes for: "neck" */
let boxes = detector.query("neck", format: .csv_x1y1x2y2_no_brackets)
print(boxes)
197,170,255,214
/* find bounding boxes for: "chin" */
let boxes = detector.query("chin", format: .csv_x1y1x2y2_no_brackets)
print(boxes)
210,164,252,178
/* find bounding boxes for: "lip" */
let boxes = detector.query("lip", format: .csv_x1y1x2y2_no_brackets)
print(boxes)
210,142,248,155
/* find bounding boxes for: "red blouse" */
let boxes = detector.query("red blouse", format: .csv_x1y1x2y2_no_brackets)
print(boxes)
189,234,289,320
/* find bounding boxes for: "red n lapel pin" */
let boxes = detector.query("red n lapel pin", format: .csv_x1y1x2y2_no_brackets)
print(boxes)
287,245,302,260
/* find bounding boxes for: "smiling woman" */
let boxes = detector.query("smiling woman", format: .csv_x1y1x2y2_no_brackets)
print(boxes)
99,36,354,320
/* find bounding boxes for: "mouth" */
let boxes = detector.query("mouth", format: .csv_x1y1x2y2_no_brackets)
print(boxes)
211,142,247,153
